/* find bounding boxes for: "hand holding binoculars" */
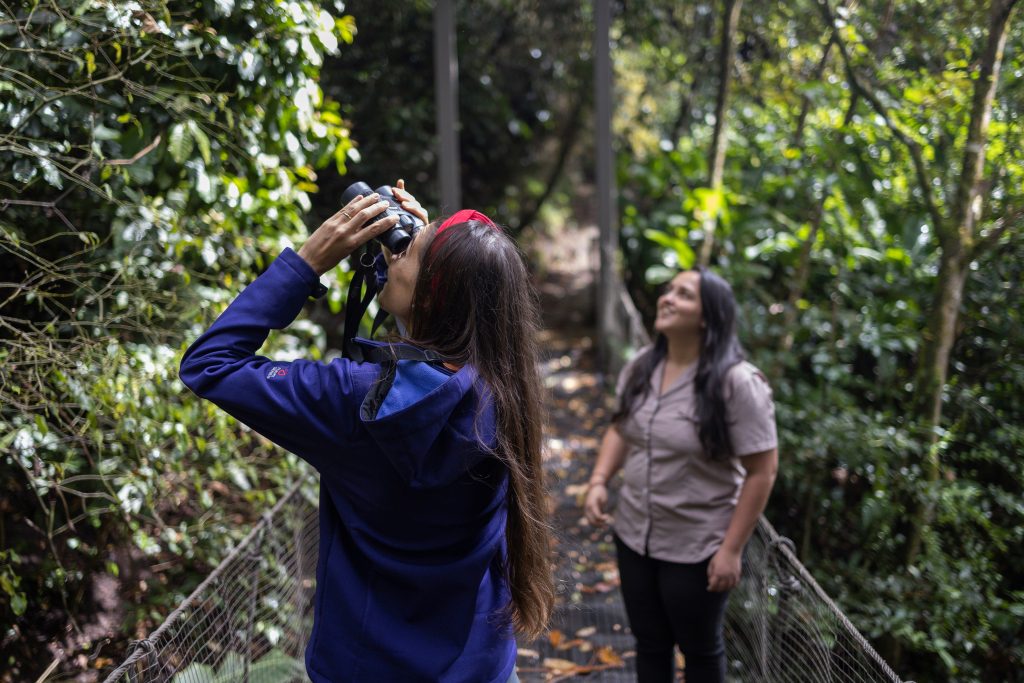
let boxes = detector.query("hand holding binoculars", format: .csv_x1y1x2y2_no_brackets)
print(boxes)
341,181,425,254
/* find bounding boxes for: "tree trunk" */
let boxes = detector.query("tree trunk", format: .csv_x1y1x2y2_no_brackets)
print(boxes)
904,0,1017,567
698,0,743,266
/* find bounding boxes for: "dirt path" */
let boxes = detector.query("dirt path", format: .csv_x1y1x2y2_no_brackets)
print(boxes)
512,325,638,681
507,215,641,680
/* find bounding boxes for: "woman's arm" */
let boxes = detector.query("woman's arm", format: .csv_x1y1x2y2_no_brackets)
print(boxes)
706,447,778,591
583,425,629,526
179,193,398,465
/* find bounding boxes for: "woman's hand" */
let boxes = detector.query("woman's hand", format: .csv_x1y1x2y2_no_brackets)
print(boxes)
584,483,612,527
392,179,428,224
707,546,742,592
297,192,398,276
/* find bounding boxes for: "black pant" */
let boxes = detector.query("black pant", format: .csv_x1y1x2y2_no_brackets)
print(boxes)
614,535,729,683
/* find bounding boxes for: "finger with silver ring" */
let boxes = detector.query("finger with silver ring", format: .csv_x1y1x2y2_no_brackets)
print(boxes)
337,191,379,224
333,195,362,224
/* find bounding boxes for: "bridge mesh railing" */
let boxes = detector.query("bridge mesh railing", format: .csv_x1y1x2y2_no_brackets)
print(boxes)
100,479,902,682
721,516,902,682
101,482,318,683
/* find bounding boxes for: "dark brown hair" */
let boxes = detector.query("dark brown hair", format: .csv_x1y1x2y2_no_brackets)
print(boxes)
612,267,744,460
407,219,553,639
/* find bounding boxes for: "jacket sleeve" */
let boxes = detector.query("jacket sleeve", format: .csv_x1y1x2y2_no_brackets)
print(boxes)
178,247,364,469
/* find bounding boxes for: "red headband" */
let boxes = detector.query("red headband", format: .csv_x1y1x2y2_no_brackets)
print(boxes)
428,210,500,304
436,209,498,236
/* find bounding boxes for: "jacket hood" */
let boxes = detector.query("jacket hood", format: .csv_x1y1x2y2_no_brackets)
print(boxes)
358,348,497,488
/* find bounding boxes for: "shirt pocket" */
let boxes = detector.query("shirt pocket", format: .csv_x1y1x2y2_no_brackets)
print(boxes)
650,406,702,454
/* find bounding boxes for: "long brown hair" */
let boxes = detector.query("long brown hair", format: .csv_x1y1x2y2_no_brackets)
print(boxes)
612,267,744,459
407,219,553,639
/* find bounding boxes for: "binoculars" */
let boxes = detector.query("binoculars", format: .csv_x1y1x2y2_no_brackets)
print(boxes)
341,181,425,254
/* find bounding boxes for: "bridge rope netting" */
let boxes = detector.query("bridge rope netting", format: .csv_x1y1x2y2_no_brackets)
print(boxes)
101,482,319,683
100,466,904,682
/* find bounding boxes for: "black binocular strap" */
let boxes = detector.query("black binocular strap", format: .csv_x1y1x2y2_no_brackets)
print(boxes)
342,246,409,361
342,250,378,360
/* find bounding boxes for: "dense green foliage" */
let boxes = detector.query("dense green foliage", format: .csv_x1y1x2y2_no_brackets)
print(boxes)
614,1,1023,679
0,0,353,677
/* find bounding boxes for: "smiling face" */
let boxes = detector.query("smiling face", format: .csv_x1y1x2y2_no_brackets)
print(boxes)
378,224,433,329
654,270,703,336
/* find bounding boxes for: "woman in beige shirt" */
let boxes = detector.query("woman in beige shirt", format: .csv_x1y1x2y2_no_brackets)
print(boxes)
584,268,778,683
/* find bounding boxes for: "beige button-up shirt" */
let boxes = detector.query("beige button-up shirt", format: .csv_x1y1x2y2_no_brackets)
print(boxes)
612,349,777,563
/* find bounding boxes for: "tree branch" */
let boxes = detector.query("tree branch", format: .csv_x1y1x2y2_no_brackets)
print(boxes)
952,0,1020,250
970,208,1022,260
817,0,946,239
103,134,162,166
792,31,835,148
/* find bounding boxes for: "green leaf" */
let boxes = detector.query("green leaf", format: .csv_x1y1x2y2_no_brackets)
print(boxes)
247,649,304,682
188,121,212,164
691,186,725,220
11,592,26,616
904,87,927,104
852,247,883,262
171,663,215,683
336,15,356,44
674,240,696,270
93,125,120,141
216,652,245,680
333,143,348,174
227,462,251,491
169,123,194,164
644,265,676,284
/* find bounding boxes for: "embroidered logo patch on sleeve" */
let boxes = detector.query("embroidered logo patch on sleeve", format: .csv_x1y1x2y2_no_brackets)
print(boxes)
267,366,288,379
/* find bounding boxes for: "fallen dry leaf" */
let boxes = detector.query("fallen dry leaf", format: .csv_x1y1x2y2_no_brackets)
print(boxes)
596,645,625,667
517,648,540,659
575,625,597,638
542,657,579,673
555,638,587,651
565,483,588,497
548,629,565,648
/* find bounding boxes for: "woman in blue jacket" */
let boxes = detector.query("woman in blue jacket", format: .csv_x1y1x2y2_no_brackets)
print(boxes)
179,183,553,682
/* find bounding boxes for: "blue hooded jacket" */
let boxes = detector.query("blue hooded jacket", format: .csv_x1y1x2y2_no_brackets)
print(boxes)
179,248,516,682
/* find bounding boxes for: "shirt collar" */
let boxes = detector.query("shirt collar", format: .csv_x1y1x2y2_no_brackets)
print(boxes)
651,358,698,397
